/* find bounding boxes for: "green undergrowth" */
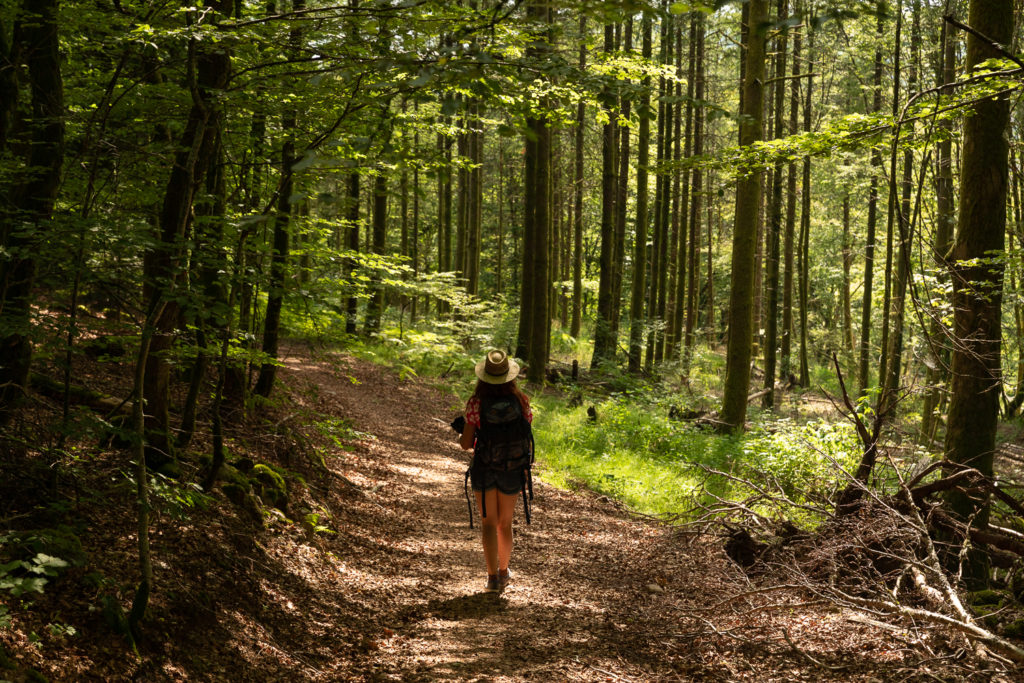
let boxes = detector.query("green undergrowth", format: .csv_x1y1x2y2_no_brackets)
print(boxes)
530,392,864,524
334,333,864,527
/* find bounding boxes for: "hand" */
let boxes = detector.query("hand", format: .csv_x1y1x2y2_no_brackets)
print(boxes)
450,415,466,434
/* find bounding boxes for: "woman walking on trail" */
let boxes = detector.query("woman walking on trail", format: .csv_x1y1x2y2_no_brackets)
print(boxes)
457,349,533,594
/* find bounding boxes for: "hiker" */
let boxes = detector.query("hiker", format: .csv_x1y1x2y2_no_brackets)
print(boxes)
454,349,534,594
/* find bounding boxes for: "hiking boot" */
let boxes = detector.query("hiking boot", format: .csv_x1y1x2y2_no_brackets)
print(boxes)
484,574,500,593
498,568,511,593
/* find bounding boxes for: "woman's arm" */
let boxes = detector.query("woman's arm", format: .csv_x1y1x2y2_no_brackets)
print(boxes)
460,422,476,450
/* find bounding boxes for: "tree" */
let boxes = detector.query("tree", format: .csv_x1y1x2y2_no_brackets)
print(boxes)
628,12,653,373
857,5,885,397
720,0,768,431
943,0,1013,588
591,22,619,368
0,0,65,424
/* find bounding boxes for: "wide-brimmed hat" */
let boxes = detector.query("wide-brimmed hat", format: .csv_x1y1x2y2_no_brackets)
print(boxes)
474,349,520,384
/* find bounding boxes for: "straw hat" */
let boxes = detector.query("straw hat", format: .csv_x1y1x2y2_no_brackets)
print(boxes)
474,349,520,384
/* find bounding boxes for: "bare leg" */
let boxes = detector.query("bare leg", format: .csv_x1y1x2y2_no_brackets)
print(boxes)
495,491,518,571
475,489,499,575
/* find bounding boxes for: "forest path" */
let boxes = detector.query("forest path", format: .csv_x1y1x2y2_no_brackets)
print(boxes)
269,348,900,682
279,349,693,681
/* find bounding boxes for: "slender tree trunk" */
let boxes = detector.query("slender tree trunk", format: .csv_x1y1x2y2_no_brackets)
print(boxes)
762,0,788,409
781,23,800,378
841,194,854,355
883,0,921,414
876,2,901,393
345,171,361,333
720,0,767,431
646,13,670,371
527,0,551,381
254,0,303,398
571,15,586,339
857,8,884,396
364,166,388,332
654,13,675,364
921,7,956,442
628,13,653,373
667,16,687,361
411,103,420,322
591,22,619,368
610,20,633,347
684,13,705,355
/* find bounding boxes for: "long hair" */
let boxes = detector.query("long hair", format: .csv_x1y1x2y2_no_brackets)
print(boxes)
473,379,528,409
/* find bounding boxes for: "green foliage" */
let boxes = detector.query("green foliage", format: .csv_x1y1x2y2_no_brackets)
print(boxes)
121,470,211,521
532,391,860,521
0,531,73,599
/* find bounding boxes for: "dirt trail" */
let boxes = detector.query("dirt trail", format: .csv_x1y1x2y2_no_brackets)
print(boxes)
246,349,924,682
280,351,689,681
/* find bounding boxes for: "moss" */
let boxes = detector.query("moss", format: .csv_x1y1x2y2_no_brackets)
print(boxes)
972,603,1002,629
969,589,1006,606
250,464,288,512
1003,618,1024,639
156,460,183,479
219,463,251,489
221,482,248,506
25,668,49,683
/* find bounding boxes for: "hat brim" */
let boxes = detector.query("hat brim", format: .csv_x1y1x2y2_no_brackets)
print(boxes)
474,357,521,384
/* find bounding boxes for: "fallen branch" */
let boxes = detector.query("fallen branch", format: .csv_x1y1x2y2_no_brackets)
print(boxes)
834,591,1024,662
781,627,848,672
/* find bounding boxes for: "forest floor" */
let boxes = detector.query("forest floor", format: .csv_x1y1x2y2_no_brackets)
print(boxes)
0,346,1010,681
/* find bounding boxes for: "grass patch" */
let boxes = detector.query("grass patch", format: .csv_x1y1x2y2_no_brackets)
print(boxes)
531,392,863,522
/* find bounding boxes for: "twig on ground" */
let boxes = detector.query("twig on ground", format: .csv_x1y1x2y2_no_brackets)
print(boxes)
780,627,848,672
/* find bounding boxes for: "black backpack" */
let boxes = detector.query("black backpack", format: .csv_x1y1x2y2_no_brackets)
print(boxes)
463,395,535,528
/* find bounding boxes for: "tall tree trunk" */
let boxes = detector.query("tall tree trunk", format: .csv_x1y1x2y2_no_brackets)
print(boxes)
345,171,361,333
411,103,420,322
0,0,64,424
364,166,388,332
684,13,705,354
781,22,800,377
653,12,675,364
645,12,670,371
943,0,1013,589
920,6,956,443
591,22,619,368
571,15,586,339
876,2,901,393
762,0,788,409
526,0,551,381
879,3,906,408
144,3,231,455
857,7,884,396
841,194,854,356
668,15,690,361
720,0,767,431
254,0,303,398
628,12,653,373
610,19,633,347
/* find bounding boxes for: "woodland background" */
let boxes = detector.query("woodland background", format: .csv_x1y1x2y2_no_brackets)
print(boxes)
4,0,1024,677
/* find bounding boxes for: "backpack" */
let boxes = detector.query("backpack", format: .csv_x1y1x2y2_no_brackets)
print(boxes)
463,395,535,528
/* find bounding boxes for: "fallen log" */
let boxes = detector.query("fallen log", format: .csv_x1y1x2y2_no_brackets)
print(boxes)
29,372,132,417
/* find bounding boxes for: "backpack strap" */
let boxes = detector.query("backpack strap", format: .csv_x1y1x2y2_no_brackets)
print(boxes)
464,466,474,529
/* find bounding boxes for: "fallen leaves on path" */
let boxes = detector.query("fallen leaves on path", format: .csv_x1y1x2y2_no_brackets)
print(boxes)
1,348,996,681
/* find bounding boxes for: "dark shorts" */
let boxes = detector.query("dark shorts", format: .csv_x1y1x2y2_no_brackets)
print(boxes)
469,461,525,495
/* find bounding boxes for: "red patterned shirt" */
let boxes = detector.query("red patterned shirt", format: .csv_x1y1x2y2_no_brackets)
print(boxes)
465,393,532,428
